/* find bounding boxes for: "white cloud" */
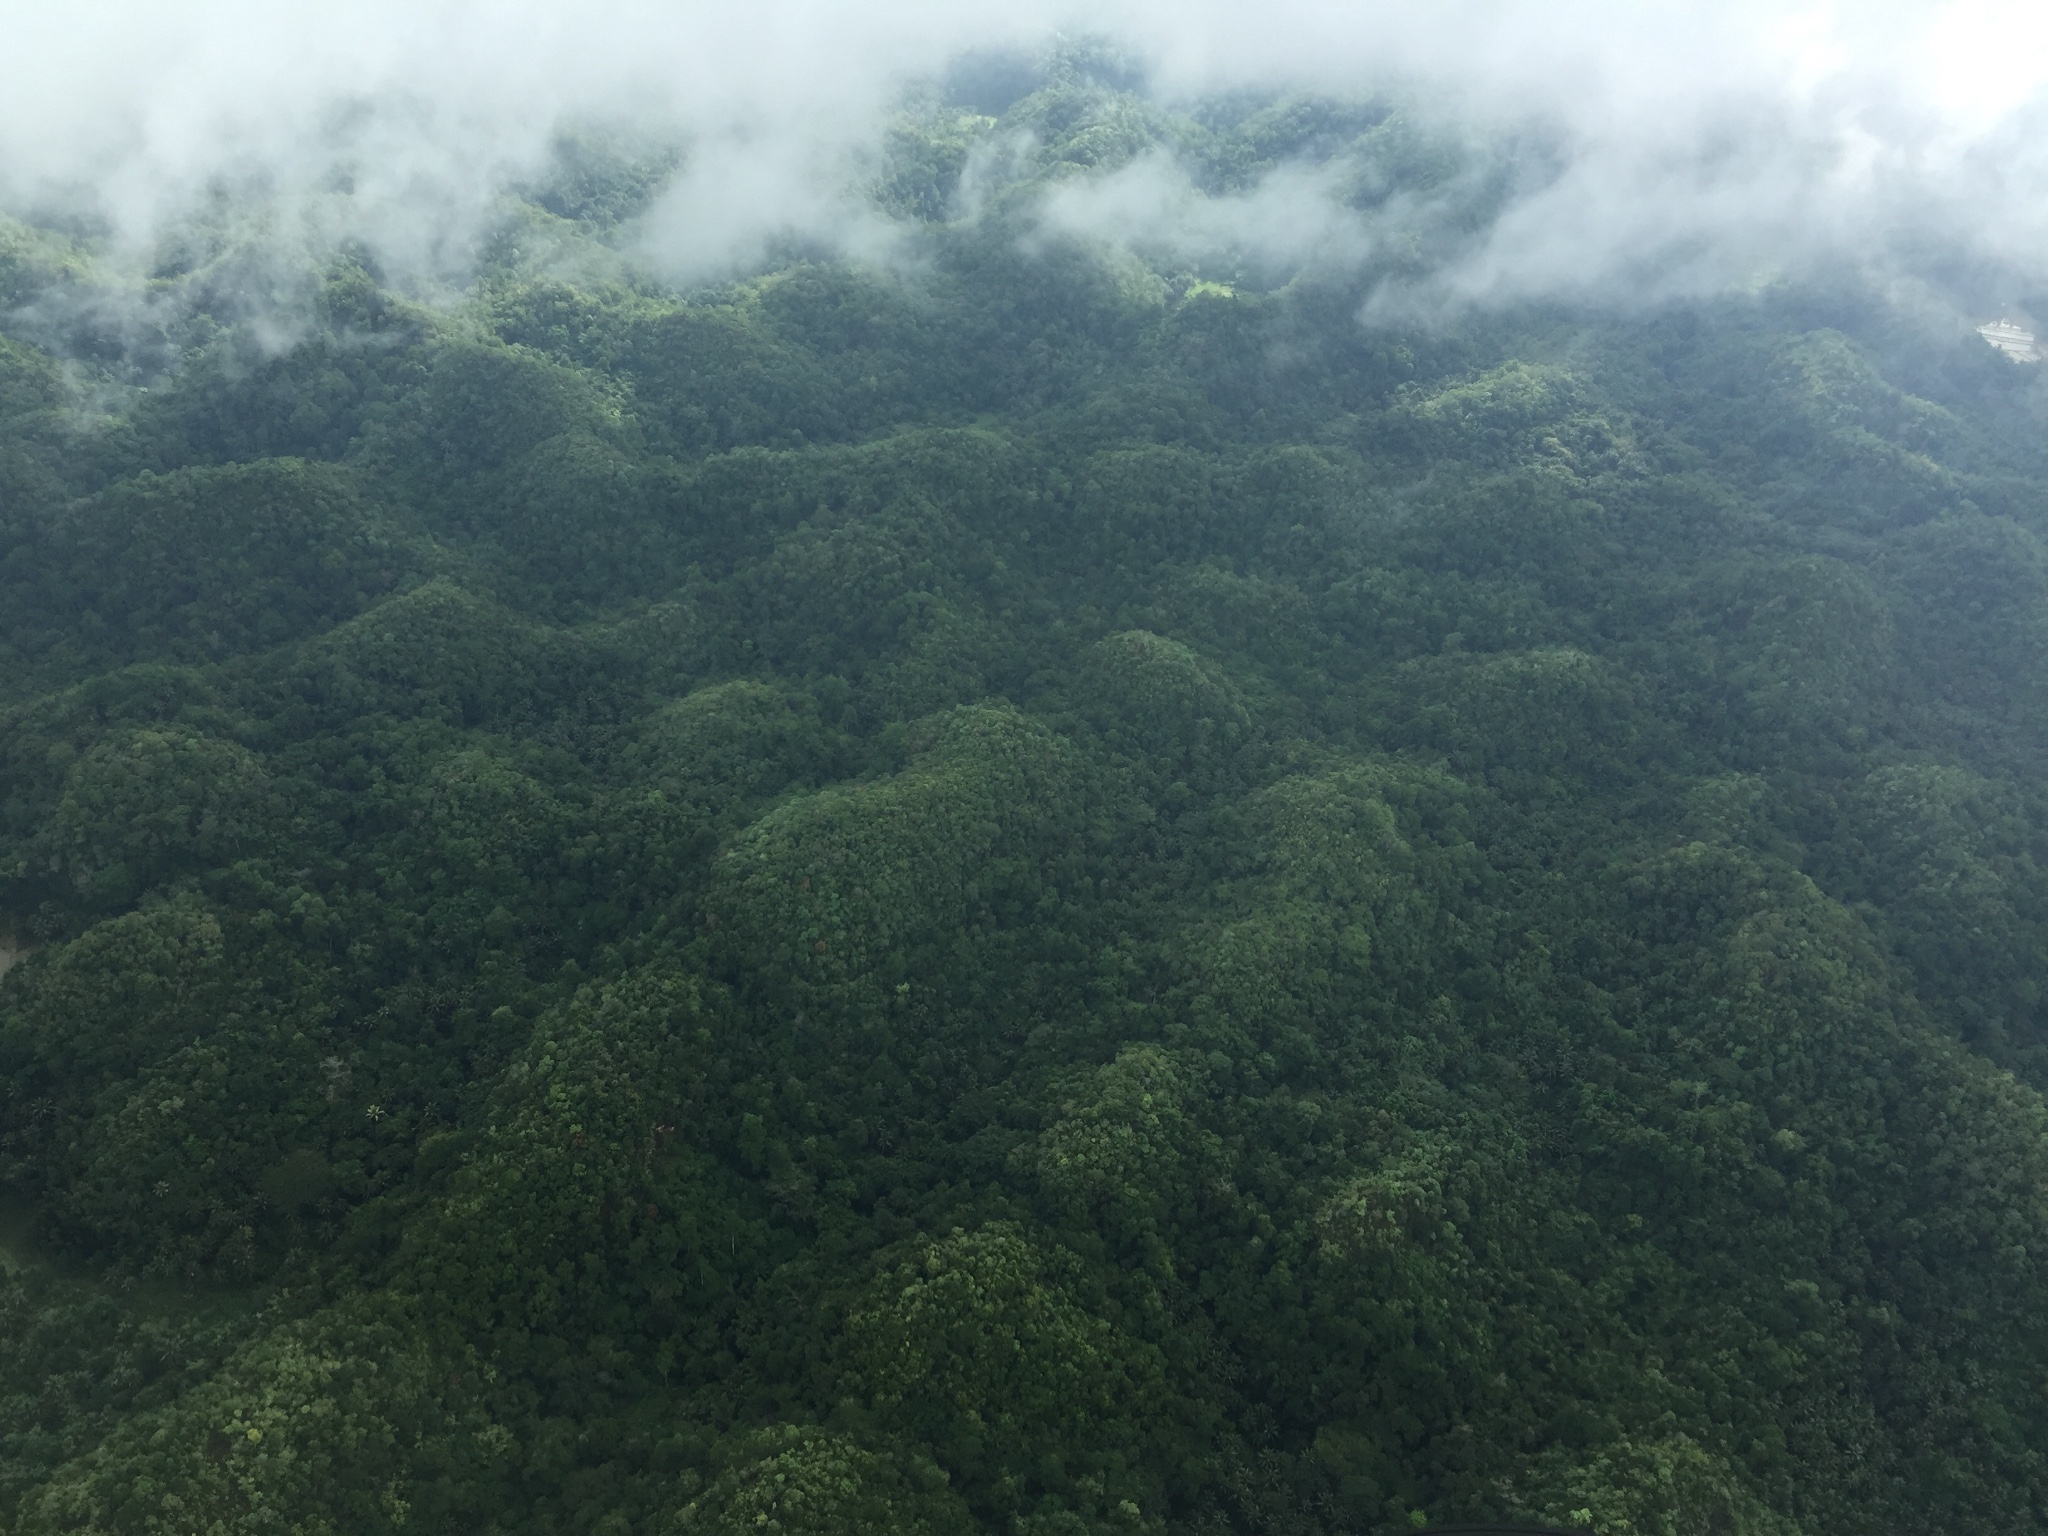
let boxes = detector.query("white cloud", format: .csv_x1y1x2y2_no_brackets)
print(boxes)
3,0,2047,316
1039,152,1376,278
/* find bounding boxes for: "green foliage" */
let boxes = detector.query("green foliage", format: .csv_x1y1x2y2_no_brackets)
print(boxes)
268,578,598,728
847,1223,1170,1529
8,91,2048,1536
1393,362,1634,475
16,1294,493,1536
633,680,843,821
1027,1044,1217,1235
0,333,63,421
404,962,748,1350
710,704,1093,994
0,894,349,1277
32,730,278,905
1396,646,1651,791
1078,630,1249,781
526,129,682,230
0,1263,248,1516
0,217,87,313
1527,1433,1799,1536
874,108,996,222
1,460,417,679
674,1425,968,1535
1885,510,2048,725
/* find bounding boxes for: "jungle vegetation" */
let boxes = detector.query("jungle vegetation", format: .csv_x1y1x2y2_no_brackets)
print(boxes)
4,51,2048,1536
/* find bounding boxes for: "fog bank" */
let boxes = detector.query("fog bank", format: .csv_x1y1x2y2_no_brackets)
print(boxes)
5,0,2048,318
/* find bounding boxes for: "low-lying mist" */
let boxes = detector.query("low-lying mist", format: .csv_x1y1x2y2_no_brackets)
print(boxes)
6,0,2048,347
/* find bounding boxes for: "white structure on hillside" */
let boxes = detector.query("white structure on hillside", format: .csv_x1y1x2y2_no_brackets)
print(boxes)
1978,318,2041,362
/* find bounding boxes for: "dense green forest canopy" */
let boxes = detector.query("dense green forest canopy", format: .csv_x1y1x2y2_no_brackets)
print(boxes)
5,53,2048,1536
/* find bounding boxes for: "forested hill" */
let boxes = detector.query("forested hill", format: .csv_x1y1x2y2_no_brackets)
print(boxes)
5,65,2048,1536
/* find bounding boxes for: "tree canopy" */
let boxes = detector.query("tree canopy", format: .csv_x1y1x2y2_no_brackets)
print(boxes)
5,67,2048,1536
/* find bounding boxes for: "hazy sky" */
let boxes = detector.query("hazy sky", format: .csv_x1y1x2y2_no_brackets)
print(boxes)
4,1,2048,314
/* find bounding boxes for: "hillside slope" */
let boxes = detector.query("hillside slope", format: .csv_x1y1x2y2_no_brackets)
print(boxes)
4,72,2048,1536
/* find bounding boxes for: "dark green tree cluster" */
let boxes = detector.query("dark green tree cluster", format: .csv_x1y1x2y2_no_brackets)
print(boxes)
5,58,2048,1536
